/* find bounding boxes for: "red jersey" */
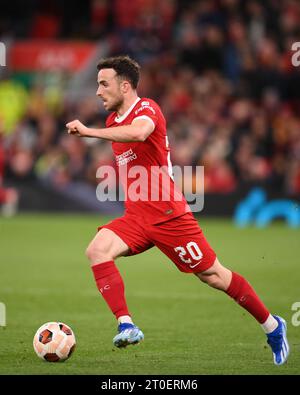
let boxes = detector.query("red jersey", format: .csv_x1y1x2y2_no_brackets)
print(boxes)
105,97,190,224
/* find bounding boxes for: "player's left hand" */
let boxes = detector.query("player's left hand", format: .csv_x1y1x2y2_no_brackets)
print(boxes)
66,120,88,137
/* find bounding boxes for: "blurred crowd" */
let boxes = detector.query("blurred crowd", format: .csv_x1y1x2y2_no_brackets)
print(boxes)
1,0,300,215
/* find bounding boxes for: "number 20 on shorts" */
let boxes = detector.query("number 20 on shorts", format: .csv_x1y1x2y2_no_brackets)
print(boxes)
174,242,203,268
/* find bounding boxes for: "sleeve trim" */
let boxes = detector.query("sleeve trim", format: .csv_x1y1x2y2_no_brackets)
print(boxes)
133,115,156,131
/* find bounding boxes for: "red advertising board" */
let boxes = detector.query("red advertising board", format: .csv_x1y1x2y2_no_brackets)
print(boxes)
9,41,98,72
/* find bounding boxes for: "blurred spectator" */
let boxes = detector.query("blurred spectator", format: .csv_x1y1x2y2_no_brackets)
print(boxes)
0,128,19,216
0,79,28,134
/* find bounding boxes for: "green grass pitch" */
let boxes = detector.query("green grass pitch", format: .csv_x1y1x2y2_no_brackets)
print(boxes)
0,214,299,375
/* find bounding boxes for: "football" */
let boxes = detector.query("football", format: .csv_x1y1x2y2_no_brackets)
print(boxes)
33,322,76,362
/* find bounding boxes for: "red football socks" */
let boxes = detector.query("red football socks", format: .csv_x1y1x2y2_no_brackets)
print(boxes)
226,272,269,324
91,261,130,319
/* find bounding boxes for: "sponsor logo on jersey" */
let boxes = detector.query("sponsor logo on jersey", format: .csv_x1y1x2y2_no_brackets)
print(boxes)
115,148,137,166
135,105,156,115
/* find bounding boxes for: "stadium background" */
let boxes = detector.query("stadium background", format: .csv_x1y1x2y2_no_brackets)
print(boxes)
0,0,300,376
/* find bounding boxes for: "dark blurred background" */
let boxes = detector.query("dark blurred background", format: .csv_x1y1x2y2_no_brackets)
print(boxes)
1,0,300,217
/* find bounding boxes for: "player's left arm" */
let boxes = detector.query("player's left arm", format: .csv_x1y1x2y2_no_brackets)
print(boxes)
65,118,154,142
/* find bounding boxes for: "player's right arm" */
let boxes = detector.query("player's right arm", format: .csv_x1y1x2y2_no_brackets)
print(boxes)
66,118,154,142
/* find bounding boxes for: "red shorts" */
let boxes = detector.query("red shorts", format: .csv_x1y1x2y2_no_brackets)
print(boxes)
98,212,216,273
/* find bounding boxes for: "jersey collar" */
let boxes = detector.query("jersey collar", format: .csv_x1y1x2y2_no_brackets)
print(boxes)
114,97,141,123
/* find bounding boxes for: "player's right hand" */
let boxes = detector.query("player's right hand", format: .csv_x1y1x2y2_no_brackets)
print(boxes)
66,120,88,137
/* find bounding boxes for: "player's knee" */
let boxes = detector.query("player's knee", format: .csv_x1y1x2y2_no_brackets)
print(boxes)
195,258,232,291
197,270,232,291
85,241,111,264
198,273,223,289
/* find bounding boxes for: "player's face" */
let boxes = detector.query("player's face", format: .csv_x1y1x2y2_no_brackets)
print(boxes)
96,69,124,112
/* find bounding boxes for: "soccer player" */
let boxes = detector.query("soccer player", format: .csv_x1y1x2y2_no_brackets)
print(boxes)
66,55,289,365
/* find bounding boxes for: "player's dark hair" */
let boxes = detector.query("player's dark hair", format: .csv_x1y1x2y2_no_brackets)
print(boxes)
97,55,140,89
